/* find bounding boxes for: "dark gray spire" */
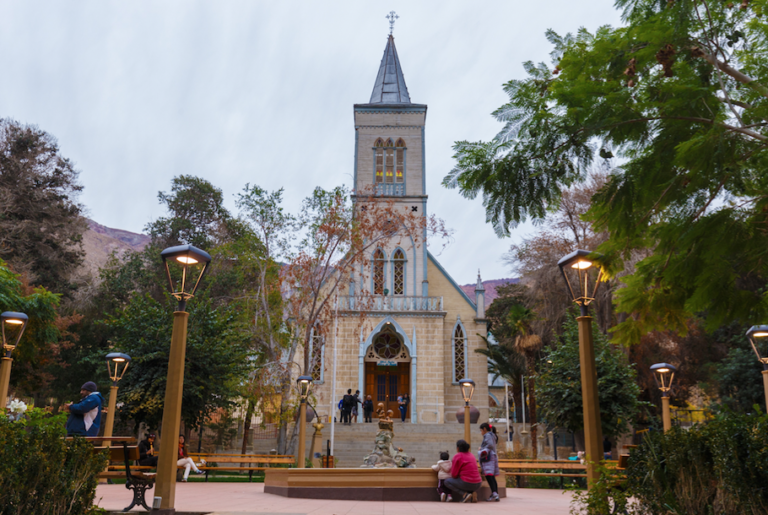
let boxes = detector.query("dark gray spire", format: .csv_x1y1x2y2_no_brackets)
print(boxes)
369,35,411,104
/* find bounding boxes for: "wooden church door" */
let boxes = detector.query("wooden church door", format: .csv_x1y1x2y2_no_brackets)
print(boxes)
365,362,410,419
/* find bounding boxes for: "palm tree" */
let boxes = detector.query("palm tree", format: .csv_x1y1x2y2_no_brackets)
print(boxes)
507,304,543,458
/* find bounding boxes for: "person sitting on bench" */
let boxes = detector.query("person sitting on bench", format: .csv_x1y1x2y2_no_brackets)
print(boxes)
138,433,158,467
177,435,204,481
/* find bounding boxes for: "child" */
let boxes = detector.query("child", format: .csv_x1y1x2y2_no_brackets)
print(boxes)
431,451,453,502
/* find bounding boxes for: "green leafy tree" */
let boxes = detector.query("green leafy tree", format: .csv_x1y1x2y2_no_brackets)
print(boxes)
109,293,250,432
0,119,85,294
717,344,765,413
0,258,64,399
444,0,768,344
146,175,233,251
537,312,646,439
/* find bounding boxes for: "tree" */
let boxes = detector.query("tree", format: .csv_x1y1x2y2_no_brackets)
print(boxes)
483,283,543,457
444,0,768,344
717,342,766,413
0,119,85,294
537,312,646,440
109,293,250,433
146,175,233,251
0,258,64,400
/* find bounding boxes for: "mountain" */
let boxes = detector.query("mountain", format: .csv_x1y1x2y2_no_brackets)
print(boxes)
460,278,519,305
81,218,150,274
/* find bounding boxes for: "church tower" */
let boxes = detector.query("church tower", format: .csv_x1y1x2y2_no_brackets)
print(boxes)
307,29,489,441
353,34,430,297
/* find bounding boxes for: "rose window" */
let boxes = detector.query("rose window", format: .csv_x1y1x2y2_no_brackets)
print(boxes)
374,333,402,359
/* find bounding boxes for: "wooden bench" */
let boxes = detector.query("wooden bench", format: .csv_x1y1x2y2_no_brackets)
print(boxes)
188,453,295,482
91,438,155,512
499,459,622,486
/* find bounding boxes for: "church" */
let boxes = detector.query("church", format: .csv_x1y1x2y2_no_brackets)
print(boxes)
307,33,489,425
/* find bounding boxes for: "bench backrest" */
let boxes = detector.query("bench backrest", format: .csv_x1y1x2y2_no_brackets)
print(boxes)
94,445,140,462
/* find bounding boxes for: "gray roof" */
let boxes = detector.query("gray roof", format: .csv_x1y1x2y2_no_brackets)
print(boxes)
369,35,411,104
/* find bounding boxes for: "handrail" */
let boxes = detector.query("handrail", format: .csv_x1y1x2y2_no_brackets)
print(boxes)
338,295,443,312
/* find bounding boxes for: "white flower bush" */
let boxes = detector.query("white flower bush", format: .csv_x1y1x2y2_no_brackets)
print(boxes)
8,399,27,415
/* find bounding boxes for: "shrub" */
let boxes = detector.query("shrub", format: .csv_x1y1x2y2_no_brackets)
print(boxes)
0,408,107,515
626,410,768,515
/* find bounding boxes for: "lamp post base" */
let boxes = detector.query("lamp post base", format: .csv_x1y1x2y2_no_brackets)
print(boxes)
661,395,671,432
576,315,603,487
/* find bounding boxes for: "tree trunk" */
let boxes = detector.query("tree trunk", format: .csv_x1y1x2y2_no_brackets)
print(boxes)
241,399,254,455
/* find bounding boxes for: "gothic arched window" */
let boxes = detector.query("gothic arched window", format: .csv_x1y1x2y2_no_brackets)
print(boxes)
373,249,385,294
453,322,466,383
385,139,395,183
374,139,385,183
392,248,405,295
395,139,405,183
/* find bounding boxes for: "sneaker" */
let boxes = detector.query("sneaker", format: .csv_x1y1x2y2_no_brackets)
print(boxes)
196,470,205,474
461,493,472,503
493,492,500,502
440,493,446,502
447,495,453,503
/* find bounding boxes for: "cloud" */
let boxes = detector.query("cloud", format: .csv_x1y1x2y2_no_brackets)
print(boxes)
0,0,622,284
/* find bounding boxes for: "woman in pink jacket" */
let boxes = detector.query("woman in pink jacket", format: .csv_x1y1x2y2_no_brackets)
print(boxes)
444,439,482,503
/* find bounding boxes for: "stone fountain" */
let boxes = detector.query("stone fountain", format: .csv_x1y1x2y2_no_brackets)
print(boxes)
361,404,415,468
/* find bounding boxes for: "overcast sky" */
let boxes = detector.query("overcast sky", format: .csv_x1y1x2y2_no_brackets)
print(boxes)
0,1,623,285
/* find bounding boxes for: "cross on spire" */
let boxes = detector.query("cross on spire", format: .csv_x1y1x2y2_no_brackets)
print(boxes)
386,11,399,35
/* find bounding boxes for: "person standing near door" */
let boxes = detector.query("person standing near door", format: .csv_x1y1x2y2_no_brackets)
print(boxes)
341,389,355,425
398,393,410,422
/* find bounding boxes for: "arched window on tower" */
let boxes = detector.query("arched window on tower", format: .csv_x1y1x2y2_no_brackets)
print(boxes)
392,248,405,295
385,139,395,183
453,322,466,383
395,139,406,183
374,138,385,183
373,249,385,294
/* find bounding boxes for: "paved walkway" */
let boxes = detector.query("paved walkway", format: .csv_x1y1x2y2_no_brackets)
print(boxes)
95,483,575,514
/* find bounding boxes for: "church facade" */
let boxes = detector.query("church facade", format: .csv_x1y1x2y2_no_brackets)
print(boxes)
308,34,489,424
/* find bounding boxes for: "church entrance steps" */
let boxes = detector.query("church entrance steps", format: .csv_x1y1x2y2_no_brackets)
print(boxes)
307,423,478,468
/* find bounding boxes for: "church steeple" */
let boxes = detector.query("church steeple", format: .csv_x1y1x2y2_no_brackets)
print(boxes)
369,35,411,104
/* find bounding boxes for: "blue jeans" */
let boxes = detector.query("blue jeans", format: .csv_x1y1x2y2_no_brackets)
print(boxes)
399,405,407,421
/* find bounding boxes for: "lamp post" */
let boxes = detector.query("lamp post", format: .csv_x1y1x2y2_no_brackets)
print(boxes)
746,325,768,412
103,352,131,445
154,244,211,514
650,363,676,432
558,249,604,486
459,378,475,446
0,312,28,411
296,375,314,469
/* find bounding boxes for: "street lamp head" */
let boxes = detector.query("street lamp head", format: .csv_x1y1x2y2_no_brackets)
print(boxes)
1,311,28,355
746,325,768,369
297,375,314,400
106,352,132,384
459,378,475,404
651,362,677,396
557,249,604,312
160,244,212,311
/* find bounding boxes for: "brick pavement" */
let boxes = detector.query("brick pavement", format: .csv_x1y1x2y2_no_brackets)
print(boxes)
94,483,575,514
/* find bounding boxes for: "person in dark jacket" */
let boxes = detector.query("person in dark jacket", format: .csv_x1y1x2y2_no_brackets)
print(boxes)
138,433,159,467
363,395,374,423
65,381,105,437
341,389,354,425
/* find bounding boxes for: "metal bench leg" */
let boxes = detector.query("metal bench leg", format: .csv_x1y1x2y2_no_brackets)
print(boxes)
123,481,151,512
205,470,209,482
249,470,253,482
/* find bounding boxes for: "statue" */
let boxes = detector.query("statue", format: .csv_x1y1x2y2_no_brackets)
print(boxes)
361,403,416,468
